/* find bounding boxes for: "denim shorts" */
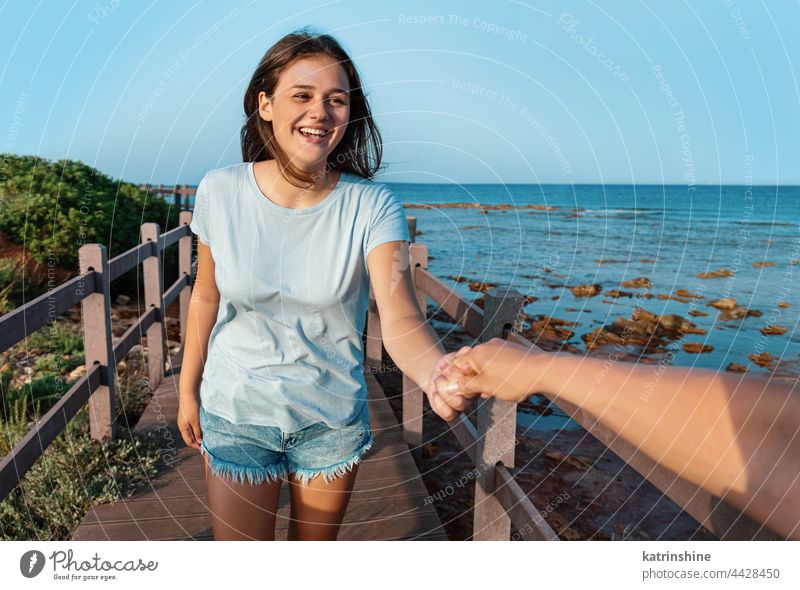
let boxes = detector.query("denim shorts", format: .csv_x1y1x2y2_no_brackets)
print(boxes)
198,403,373,486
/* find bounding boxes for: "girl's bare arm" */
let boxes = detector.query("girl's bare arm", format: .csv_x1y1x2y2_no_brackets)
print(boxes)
177,241,219,448
366,240,459,421
179,241,220,397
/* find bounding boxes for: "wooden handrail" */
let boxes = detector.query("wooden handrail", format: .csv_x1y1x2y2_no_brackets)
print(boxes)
0,272,98,351
160,224,192,250
415,268,483,337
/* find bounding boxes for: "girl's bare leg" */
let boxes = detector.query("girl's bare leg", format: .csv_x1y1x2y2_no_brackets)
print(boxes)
203,454,283,540
286,464,359,540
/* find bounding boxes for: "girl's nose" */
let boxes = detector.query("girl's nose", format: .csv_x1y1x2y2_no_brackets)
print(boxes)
307,99,329,120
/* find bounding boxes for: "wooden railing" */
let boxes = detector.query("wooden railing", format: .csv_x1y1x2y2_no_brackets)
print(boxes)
0,213,195,503
366,248,784,540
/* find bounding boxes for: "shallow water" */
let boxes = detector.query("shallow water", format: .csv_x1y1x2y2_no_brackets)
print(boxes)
388,183,800,377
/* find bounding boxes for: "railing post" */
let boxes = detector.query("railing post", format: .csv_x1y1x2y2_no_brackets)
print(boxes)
406,216,417,243
473,286,524,540
365,288,382,370
178,211,193,349
78,244,116,442
401,242,428,467
141,223,167,389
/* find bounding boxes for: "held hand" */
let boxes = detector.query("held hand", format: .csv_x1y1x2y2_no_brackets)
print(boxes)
422,348,476,421
438,338,545,404
177,392,204,450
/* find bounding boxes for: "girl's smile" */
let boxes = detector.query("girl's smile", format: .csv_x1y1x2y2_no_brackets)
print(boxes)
296,125,331,143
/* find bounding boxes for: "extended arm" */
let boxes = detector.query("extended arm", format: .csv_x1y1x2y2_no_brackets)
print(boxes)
444,338,800,540
366,240,460,421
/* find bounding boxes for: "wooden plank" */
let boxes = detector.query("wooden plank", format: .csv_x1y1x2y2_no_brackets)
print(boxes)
178,211,193,346
107,242,154,281
402,243,428,467
79,244,117,442
72,515,211,541
163,274,190,309
160,224,191,249
82,487,436,531
84,496,208,523
494,465,559,541
75,511,447,541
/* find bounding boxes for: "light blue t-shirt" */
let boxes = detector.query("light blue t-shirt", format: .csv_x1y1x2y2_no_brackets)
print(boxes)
188,161,410,431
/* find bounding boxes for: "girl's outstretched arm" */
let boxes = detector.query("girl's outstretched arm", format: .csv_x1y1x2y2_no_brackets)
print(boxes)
442,338,800,540
366,240,468,421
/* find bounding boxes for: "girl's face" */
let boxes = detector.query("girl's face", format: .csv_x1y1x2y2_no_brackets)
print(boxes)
258,54,351,175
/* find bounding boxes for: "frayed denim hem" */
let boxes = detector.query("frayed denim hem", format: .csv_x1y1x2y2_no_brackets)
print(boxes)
200,442,287,486
287,431,374,486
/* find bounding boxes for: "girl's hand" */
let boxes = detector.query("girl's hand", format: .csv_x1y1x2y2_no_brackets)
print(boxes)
177,392,203,450
438,338,545,404
422,348,475,421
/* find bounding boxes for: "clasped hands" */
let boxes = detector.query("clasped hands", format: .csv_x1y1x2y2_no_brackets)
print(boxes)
423,337,541,421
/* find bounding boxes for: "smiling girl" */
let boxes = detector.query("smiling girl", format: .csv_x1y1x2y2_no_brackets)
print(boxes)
177,29,460,541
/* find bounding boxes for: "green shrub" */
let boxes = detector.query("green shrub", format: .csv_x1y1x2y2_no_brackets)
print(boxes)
3,372,68,416
2,319,85,419
0,257,50,312
27,319,83,358
0,153,181,296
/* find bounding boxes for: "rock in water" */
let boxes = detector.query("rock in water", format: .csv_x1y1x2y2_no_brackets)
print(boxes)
621,277,652,289
683,342,713,353
760,325,788,336
697,268,734,279
571,284,601,298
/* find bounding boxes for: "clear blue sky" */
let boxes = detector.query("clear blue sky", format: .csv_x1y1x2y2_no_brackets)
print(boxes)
1,0,798,185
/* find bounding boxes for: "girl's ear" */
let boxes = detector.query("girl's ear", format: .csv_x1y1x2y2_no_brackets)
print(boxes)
257,91,272,122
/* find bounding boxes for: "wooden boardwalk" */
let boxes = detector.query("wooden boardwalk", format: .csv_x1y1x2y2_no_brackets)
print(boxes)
72,360,447,541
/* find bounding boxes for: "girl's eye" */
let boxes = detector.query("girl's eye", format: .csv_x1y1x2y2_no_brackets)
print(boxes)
294,93,309,99
330,97,346,105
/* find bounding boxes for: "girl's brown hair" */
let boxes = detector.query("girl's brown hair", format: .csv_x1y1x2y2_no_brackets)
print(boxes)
241,28,382,187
